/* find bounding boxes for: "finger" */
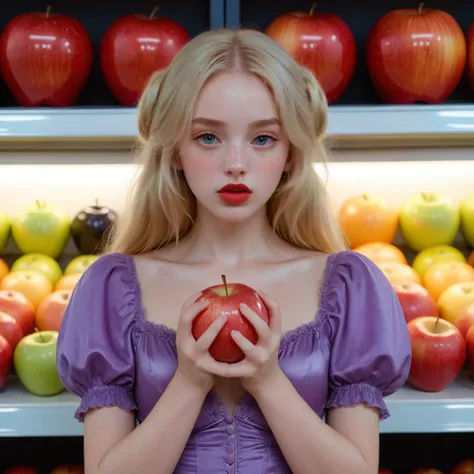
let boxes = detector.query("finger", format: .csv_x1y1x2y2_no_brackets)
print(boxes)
239,303,272,341
257,289,281,333
202,356,254,378
231,330,266,365
181,291,203,312
194,313,227,352
179,300,209,328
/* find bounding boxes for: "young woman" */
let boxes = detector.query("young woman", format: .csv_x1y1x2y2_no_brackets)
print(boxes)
57,28,411,474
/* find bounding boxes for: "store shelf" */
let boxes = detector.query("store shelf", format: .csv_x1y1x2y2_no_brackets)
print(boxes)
1,372,474,436
1,105,474,151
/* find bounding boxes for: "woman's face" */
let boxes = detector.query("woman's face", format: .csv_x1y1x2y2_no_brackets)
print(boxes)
178,72,290,224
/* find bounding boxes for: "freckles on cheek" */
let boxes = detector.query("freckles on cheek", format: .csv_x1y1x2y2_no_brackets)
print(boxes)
184,154,216,173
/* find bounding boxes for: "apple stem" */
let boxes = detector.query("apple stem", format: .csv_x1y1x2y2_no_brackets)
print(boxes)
35,200,42,209
34,327,45,342
46,5,52,17
150,6,159,19
418,2,424,14
434,315,440,332
309,2,317,15
95,198,99,207
221,274,229,296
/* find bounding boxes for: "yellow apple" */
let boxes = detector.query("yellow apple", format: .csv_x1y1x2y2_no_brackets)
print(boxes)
438,281,474,325
412,245,467,277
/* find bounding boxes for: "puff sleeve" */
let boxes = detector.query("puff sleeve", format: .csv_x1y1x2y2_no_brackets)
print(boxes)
325,251,411,420
57,253,138,422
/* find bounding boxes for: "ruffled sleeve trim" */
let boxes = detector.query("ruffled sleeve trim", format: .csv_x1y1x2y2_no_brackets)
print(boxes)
326,382,390,420
75,385,138,422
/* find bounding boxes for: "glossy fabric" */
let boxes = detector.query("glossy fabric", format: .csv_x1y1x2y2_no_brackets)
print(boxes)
57,250,411,473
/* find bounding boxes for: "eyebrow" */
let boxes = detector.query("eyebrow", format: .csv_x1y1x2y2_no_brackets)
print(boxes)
191,117,281,128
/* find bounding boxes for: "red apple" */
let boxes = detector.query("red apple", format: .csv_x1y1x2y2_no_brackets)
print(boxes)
0,311,23,350
454,303,474,338
468,23,474,90
2,467,39,474
393,282,438,323
100,7,190,106
366,3,466,104
0,6,92,107
264,4,356,103
451,459,474,474
465,326,474,374
35,290,71,332
0,290,35,335
192,276,269,363
408,316,466,392
0,333,13,390
50,465,84,474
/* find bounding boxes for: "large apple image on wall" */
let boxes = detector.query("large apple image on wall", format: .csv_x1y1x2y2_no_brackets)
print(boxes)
0,6,93,107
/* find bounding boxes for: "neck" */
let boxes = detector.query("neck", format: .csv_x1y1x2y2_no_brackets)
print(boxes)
180,205,283,265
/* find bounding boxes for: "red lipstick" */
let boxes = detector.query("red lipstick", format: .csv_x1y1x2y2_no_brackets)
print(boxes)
217,183,252,205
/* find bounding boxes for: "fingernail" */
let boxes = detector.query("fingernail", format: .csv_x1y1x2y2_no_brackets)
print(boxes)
240,303,248,309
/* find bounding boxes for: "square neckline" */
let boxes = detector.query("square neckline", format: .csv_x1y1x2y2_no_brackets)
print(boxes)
124,252,337,349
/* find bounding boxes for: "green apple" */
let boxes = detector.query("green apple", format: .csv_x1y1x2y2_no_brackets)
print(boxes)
12,201,71,259
412,245,467,277
0,212,10,252
13,330,64,396
460,192,474,247
399,192,460,252
11,253,63,285
64,255,98,275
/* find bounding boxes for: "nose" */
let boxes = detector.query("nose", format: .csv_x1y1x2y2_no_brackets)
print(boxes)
225,146,246,177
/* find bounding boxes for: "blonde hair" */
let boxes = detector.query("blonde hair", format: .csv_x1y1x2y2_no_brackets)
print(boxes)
107,28,347,255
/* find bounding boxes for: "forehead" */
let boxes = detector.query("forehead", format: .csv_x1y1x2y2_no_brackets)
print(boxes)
193,72,279,123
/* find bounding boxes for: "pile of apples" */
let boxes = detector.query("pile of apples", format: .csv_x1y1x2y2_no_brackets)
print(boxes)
340,191,474,393
1,464,83,474
380,458,474,473
0,252,98,397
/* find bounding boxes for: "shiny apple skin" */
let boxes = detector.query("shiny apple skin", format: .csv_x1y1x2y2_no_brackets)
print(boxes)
265,12,357,103
0,12,93,107
100,14,190,106
366,7,466,104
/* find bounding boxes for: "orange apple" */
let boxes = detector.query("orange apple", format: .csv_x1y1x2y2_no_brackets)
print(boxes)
422,261,474,301
0,270,53,309
54,273,82,291
339,194,398,248
35,290,72,332
450,459,474,474
378,261,421,285
0,258,8,283
469,250,474,267
353,242,407,265
453,303,474,338
438,281,474,325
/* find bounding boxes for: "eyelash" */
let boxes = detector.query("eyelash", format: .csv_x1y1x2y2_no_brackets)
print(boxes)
193,132,278,147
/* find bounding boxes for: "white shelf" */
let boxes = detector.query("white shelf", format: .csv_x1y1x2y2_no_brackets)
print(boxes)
1,373,474,436
0,105,474,151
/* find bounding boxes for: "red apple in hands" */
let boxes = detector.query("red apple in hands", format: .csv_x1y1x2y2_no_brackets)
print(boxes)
451,459,474,473
0,312,23,350
100,7,190,106
393,282,438,323
0,333,13,390
408,316,466,392
0,6,92,107
264,3,356,103
192,276,269,363
50,465,84,474
366,3,466,104
0,290,35,335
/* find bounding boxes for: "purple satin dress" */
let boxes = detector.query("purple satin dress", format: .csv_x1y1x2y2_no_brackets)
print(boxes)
57,250,411,473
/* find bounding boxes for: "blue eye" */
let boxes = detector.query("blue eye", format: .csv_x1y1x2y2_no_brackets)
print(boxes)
197,133,218,146
253,135,275,147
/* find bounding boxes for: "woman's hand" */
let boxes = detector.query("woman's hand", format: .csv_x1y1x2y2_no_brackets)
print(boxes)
226,290,284,396
175,292,229,395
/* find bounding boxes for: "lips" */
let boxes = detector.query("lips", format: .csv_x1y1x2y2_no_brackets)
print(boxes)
218,183,252,193
217,183,252,205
